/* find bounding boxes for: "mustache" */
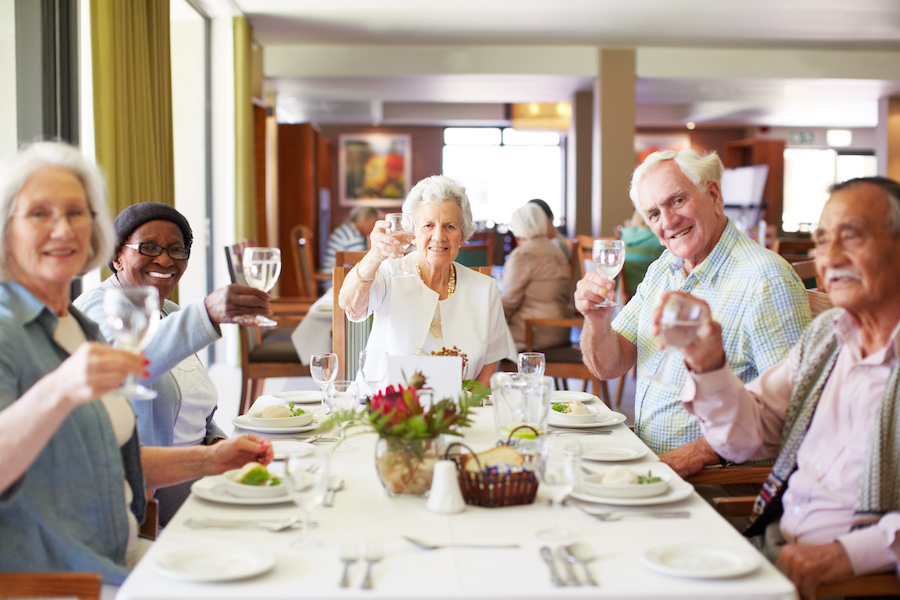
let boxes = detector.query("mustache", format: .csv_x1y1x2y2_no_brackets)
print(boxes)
825,268,862,282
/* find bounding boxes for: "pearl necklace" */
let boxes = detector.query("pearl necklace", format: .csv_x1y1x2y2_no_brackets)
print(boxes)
416,257,456,338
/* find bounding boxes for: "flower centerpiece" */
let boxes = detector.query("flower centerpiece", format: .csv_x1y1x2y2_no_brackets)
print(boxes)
321,372,485,497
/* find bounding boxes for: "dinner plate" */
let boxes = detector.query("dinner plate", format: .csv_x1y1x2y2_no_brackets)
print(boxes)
642,543,760,579
191,475,295,506
232,415,318,434
582,441,650,462
550,390,599,405
549,411,627,429
157,547,275,582
568,477,693,506
272,390,323,404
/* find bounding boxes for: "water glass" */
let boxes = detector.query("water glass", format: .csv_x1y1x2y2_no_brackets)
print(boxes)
310,352,338,412
359,350,388,397
592,239,625,308
325,380,359,452
385,213,414,278
651,294,704,387
490,372,553,448
535,437,581,540
285,446,330,549
103,285,160,400
517,352,546,377
242,247,282,327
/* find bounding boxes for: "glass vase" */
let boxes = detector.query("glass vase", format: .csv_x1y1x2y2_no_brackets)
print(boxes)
374,437,445,497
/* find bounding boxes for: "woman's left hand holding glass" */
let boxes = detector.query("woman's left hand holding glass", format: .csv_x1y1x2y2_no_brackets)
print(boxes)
203,284,272,327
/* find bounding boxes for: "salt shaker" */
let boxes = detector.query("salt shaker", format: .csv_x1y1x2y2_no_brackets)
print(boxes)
426,460,466,514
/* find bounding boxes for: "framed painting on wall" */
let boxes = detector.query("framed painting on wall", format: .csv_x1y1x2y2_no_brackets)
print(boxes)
338,133,412,207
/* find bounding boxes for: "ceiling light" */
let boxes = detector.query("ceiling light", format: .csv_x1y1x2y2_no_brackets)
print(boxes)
686,122,696,130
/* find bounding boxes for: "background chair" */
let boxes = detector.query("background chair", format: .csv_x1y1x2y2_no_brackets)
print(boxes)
0,573,101,600
772,237,816,262
790,258,821,289
225,243,311,415
290,224,332,297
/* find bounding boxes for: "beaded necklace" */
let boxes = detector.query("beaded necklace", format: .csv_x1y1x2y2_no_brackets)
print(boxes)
416,257,456,338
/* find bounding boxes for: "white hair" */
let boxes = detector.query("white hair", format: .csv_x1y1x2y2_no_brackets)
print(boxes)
401,175,475,241
0,141,114,279
629,148,724,212
509,203,548,240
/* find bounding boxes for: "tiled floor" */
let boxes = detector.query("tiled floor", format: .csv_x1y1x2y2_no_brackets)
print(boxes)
209,363,637,437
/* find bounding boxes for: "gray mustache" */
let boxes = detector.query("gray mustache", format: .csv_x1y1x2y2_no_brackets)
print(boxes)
826,269,862,282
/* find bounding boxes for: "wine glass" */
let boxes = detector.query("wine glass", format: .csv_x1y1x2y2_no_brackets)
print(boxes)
103,286,161,400
310,352,338,412
325,380,360,452
385,213,414,278
359,350,388,397
517,352,546,378
650,294,705,386
242,247,282,327
285,446,331,548
592,239,626,308
535,437,581,540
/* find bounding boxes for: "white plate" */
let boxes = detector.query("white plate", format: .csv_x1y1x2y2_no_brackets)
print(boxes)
581,471,669,499
569,477,693,506
582,442,649,462
191,475,295,506
232,415,318,434
272,390,323,404
549,411,627,429
270,440,315,460
643,543,760,579
551,391,599,405
157,547,275,582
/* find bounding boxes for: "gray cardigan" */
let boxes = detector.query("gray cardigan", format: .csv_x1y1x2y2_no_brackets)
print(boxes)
74,277,225,447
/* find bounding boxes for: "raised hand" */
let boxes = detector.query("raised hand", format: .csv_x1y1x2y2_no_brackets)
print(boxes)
204,284,271,326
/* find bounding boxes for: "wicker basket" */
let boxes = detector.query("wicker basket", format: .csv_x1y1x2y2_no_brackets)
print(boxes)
445,427,539,508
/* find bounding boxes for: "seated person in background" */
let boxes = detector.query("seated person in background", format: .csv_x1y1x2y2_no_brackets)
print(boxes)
501,203,572,350
75,202,271,525
0,142,272,583
670,177,900,599
575,148,811,477
619,209,665,300
321,206,380,282
339,175,516,385
528,198,569,259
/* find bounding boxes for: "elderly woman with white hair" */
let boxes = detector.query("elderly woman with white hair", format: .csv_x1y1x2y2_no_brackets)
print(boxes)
501,202,572,350
340,175,515,385
0,142,272,583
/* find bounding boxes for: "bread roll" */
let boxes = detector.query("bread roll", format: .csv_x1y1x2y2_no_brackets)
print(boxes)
260,404,293,418
461,446,525,472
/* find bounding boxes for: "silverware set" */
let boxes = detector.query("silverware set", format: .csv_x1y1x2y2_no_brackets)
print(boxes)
540,543,598,586
339,540,383,589
570,500,690,521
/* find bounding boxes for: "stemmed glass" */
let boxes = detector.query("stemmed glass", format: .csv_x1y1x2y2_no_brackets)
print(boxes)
535,437,581,540
103,286,161,400
385,213,414,278
517,352,546,378
325,380,360,452
359,350,388,397
592,239,626,308
651,294,705,386
285,446,331,549
310,352,338,412
242,247,282,327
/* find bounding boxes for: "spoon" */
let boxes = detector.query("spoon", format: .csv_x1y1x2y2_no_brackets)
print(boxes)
324,476,345,507
184,515,300,532
539,546,564,586
565,542,599,586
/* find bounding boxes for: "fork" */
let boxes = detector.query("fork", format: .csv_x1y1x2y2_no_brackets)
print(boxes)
402,534,519,550
339,542,358,588
183,516,299,532
360,540,383,590
572,503,690,521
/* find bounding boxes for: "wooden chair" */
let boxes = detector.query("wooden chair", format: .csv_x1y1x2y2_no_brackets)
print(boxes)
524,318,612,406
0,572,101,600
139,497,159,540
290,224,332,297
790,259,821,290
773,237,816,263
225,244,312,415
710,497,900,598
807,289,833,317
456,230,495,268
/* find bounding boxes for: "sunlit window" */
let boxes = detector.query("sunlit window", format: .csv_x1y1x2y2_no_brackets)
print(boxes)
442,128,563,226
782,149,876,233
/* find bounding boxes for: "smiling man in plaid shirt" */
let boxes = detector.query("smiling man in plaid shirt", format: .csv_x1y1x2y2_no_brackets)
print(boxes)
575,148,811,477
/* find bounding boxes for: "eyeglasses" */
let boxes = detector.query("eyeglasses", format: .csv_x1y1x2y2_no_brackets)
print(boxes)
124,242,190,261
15,207,94,229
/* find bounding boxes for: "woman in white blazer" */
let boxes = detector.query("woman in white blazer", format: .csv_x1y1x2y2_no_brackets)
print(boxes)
339,175,515,385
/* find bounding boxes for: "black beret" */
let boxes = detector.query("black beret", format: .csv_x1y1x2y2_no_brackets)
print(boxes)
109,202,193,272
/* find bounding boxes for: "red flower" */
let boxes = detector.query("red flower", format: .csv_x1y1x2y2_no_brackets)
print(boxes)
370,385,422,427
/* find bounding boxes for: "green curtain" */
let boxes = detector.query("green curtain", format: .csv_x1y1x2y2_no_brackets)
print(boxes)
233,16,256,243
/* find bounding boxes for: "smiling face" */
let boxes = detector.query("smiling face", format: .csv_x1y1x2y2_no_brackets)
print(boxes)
6,167,93,308
636,160,727,273
413,200,465,271
814,183,900,320
112,219,187,303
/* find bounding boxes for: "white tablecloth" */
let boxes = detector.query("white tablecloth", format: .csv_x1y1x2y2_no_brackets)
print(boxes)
116,398,797,600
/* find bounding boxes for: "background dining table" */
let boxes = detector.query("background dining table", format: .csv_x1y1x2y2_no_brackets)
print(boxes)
115,394,798,600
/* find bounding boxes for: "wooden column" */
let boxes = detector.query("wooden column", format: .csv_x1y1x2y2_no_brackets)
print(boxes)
278,123,320,297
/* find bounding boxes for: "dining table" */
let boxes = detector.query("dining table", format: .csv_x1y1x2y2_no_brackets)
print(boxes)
115,393,798,600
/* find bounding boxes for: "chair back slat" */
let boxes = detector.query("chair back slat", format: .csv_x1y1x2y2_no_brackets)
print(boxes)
807,289,834,318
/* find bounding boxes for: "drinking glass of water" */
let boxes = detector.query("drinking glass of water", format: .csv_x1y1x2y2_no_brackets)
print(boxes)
517,352,546,378
242,247,282,327
592,239,625,308
651,294,704,386
103,285,160,400
385,213,414,278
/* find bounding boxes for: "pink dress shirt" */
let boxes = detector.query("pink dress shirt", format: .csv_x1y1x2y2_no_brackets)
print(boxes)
683,311,900,576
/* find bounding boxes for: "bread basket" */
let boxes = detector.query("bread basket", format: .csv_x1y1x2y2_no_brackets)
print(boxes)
444,426,539,508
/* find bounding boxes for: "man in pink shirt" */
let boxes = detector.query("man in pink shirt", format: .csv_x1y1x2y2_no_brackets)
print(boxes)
660,177,900,599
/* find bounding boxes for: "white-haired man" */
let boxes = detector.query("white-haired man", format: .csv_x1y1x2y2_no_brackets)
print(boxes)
669,177,900,597
575,149,811,476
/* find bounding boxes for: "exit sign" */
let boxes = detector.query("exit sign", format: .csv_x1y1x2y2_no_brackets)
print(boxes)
789,130,816,145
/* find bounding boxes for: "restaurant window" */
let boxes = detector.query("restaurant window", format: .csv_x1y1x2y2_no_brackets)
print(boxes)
442,128,563,226
782,149,876,233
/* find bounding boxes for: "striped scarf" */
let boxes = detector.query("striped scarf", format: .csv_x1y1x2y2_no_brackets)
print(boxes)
745,308,900,538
